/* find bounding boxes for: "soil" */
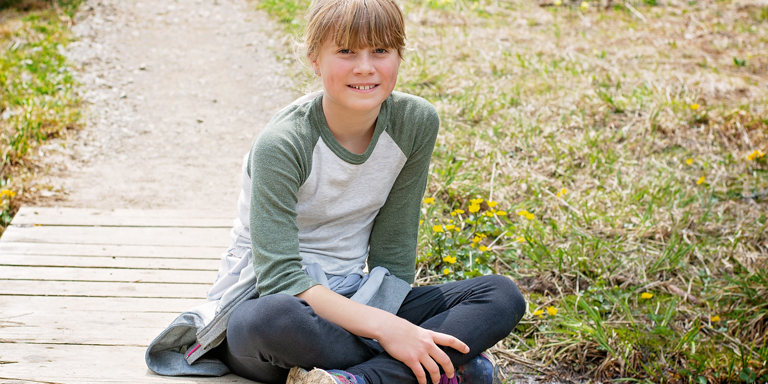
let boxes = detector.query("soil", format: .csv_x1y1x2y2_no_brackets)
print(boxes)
34,0,298,212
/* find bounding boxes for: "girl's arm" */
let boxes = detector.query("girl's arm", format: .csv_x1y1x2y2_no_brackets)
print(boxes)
297,285,469,384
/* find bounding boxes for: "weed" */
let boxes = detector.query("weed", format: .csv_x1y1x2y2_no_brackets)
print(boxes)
0,0,82,234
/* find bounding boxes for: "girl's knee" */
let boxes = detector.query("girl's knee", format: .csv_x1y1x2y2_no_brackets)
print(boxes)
227,294,309,355
481,275,527,330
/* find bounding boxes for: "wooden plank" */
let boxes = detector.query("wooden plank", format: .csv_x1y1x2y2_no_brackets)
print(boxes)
16,206,236,220
13,207,234,228
0,281,206,299
0,254,219,271
0,309,181,346
1,226,231,247
0,344,259,383
0,295,207,314
0,242,224,259
0,296,211,346
0,266,217,284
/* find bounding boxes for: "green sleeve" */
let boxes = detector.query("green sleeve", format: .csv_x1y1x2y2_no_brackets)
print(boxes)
367,95,440,284
248,117,320,297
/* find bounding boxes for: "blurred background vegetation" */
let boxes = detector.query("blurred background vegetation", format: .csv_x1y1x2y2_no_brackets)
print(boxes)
0,0,81,230
256,0,766,382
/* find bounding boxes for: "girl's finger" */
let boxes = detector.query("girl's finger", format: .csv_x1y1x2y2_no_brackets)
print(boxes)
421,354,442,384
428,343,455,379
431,331,470,354
407,360,428,384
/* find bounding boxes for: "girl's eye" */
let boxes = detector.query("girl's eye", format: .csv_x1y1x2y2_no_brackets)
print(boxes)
374,48,388,54
338,49,352,54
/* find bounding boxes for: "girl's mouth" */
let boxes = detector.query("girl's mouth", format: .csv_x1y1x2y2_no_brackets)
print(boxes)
348,84,378,90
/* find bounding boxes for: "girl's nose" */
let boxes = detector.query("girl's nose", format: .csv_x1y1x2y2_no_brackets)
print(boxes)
354,53,375,75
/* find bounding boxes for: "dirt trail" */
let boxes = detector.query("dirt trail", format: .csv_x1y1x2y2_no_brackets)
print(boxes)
36,0,297,212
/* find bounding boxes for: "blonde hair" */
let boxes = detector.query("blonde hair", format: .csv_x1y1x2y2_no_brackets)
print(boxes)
304,0,406,60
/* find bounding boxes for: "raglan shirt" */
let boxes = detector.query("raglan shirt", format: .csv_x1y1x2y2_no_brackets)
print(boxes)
247,91,439,298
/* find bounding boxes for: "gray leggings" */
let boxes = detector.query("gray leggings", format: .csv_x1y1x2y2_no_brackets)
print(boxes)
214,274,526,384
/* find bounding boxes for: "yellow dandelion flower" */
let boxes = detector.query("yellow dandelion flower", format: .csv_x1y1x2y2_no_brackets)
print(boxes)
419,220,424,225
533,309,544,318
470,243,476,248
446,225,456,231
479,245,487,252
443,268,451,275
448,219,453,223
686,158,693,165
556,188,567,198
525,213,535,220
487,201,498,208
554,0,562,5
697,176,705,185
485,211,494,217
442,256,457,264
496,211,507,216
580,1,588,9
690,104,699,110
641,292,653,299
748,149,765,161
0,189,16,198
423,197,434,204
517,210,529,216
432,225,444,233
475,258,481,263
450,211,457,216
471,198,483,204
454,209,465,214
479,234,487,238
472,236,481,243
454,227,461,232
547,306,558,316
516,237,525,242
711,315,721,322
468,204,481,213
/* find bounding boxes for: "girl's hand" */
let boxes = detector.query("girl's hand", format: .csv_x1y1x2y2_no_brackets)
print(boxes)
376,316,469,384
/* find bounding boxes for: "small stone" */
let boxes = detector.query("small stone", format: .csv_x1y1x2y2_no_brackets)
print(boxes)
197,118,204,123
139,63,147,70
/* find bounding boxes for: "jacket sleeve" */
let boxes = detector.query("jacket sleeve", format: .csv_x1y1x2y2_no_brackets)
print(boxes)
248,127,320,297
366,102,440,284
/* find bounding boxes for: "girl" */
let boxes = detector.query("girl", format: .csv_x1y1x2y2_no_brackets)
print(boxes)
147,0,526,382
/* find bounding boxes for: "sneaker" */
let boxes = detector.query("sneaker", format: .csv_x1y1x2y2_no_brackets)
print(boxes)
287,367,365,384
438,351,500,384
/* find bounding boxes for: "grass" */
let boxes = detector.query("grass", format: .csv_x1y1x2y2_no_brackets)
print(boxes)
260,0,768,382
0,0,82,231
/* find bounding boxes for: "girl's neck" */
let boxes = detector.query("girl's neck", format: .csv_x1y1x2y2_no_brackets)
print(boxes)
322,97,381,155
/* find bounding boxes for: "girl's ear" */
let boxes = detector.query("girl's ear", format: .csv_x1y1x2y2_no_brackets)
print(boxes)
309,53,320,76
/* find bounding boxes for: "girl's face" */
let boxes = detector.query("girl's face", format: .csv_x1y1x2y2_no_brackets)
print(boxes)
311,37,401,116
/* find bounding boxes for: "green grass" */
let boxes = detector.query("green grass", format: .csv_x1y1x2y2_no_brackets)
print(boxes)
256,0,768,382
0,0,82,231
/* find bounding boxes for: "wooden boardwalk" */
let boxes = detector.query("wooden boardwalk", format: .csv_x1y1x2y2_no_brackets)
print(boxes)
0,207,256,383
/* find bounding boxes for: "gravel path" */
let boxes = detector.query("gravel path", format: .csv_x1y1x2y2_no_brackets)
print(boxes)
36,0,297,211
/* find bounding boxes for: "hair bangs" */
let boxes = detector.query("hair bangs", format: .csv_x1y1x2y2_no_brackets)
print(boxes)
305,0,405,59
331,0,404,52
